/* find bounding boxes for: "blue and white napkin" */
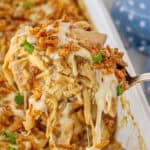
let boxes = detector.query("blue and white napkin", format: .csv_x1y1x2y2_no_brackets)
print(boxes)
111,0,150,97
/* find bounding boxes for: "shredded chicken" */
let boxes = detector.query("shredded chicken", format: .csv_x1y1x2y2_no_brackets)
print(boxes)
69,28,107,50
1,19,127,149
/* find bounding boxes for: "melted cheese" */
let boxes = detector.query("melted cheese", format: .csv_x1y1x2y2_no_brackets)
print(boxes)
59,103,74,144
68,48,92,76
74,48,92,61
17,31,27,37
27,36,36,44
29,4,54,22
58,23,71,45
46,25,54,32
94,72,118,144
49,52,60,60
30,13,37,22
41,4,54,15
16,26,36,44
29,94,47,112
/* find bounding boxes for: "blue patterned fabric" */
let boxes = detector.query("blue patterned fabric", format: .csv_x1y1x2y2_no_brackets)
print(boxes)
111,0,150,97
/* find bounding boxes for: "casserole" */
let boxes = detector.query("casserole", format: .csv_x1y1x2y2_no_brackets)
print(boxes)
0,0,150,149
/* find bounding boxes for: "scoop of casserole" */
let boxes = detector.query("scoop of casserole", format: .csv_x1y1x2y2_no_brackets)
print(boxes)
2,19,127,149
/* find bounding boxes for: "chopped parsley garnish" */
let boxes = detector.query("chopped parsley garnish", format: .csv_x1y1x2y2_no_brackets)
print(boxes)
23,2,33,9
117,85,122,96
92,52,102,64
2,130,16,144
15,92,24,105
20,40,34,54
8,146,18,150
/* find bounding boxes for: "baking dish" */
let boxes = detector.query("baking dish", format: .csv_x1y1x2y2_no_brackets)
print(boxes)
0,0,150,149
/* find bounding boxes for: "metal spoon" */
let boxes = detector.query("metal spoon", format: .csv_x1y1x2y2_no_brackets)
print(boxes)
126,72,150,89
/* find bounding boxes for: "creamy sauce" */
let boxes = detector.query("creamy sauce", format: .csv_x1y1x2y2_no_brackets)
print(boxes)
74,48,92,61
1,93,24,118
49,52,60,60
16,26,31,37
29,94,47,112
41,4,54,15
46,25,54,32
30,13,37,22
29,4,53,21
58,23,71,45
94,72,118,144
59,103,74,144
17,31,27,37
27,36,36,44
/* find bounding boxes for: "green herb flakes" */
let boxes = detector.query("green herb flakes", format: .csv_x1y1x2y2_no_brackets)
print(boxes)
8,146,18,150
92,52,103,64
20,40,34,54
117,85,122,96
23,2,33,9
15,92,24,105
2,130,16,144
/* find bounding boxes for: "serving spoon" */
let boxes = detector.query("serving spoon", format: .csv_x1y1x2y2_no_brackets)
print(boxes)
126,72,150,89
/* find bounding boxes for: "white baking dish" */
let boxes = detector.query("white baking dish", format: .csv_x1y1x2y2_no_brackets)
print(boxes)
83,0,150,149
